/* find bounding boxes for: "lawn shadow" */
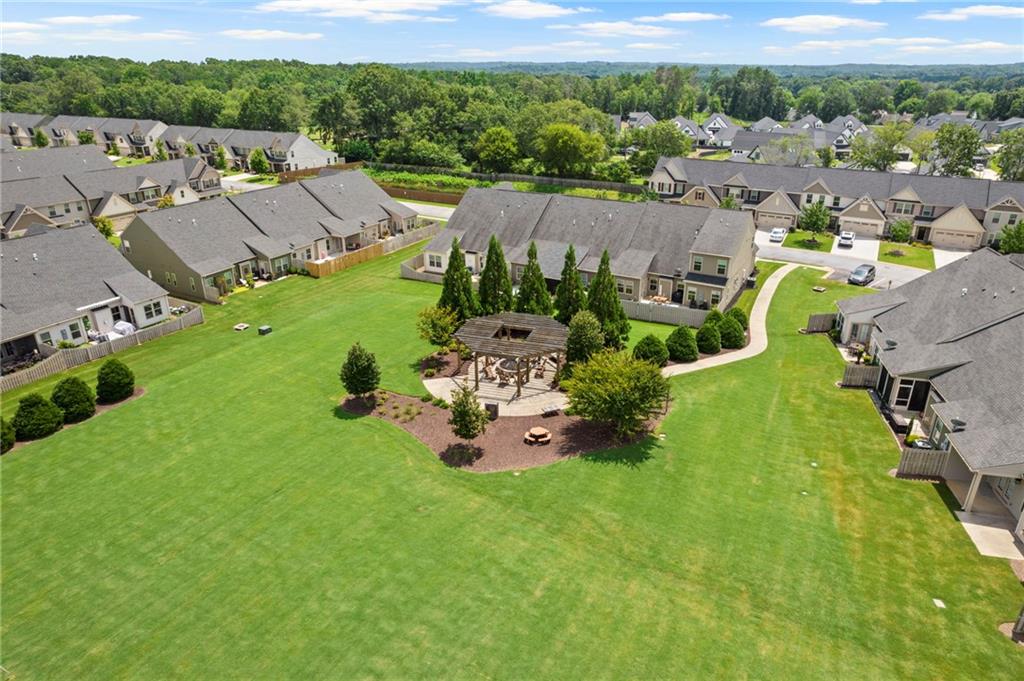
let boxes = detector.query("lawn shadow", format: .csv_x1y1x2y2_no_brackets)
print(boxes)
932,480,964,522
576,424,657,469
439,443,484,468
334,396,375,420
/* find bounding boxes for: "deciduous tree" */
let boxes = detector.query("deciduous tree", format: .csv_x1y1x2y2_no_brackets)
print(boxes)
799,201,831,238
248,148,270,175
850,122,909,171
995,129,1024,182
934,123,980,177
474,126,518,173
417,306,459,347
565,310,604,369
999,223,1024,254
448,383,489,442
535,123,604,177
563,350,669,440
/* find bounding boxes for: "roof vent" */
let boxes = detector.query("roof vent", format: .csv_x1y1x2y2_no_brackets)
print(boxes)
993,292,998,298
32,253,38,261
961,288,967,296
884,339,898,349
950,418,967,432
192,218,197,225
674,267,683,277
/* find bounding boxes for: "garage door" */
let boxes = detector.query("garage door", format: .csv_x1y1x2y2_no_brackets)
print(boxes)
840,219,881,237
757,212,793,229
931,230,979,249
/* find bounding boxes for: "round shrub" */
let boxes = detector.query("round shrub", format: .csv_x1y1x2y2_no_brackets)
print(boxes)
632,334,669,367
719,316,747,349
725,307,749,331
1,418,14,454
696,323,721,355
665,325,699,363
704,308,725,326
51,376,96,423
96,358,135,403
12,393,64,441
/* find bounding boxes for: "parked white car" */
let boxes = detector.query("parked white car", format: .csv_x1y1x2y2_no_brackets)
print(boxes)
768,228,787,243
838,231,856,248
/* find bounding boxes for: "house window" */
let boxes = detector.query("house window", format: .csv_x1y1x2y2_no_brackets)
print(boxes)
805,194,813,204
892,201,915,215
893,378,915,409
69,322,82,340
649,277,658,293
180,190,185,198
48,205,60,217
921,205,934,218
616,279,634,296
204,276,215,288
716,259,728,276
427,254,443,269
692,256,703,272
832,196,841,207
695,189,705,201
164,272,177,286
515,265,524,280
112,306,123,322
1010,214,1019,225
686,289,697,302
190,277,196,292
144,301,163,320
747,191,760,203
991,214,1000,225
77,202,84,212
64,203,71,214
710,291,721,306
39,331,53,346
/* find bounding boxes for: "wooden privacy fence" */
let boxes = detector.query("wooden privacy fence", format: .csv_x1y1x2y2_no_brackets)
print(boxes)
378,185,463,205
0,307,205,393
304,223,443,278
841,364,881,388
896,447,949,480
621,300,710,327
368,162,646,194
277,160,365,184
805,312,836,333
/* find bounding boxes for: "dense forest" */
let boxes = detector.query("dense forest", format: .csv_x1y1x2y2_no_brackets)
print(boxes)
3,54,1024,178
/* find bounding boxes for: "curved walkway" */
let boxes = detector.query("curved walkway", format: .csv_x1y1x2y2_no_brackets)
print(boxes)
662,263,798,378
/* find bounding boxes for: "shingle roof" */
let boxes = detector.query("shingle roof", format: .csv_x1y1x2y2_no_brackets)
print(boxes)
1,176,86,216
300,170,417,230
0,225,167,341
65,159,200,200
1,112,50,132
1,145,114,181
223,129,301,152
228,181,338,248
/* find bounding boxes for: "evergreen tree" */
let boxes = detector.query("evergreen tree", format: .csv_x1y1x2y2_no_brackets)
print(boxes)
248,147,271,175
153,139,168,162
696,323,721,355
214,146,227,170
438,238,479,321
632,334,669,367
477,235,513,315
564,310,605,369
553,244,586,324
514,242,553,315
586,250,631,349
718,316,746,349
665,325,699,362
448,383,489,441
340,343,380,398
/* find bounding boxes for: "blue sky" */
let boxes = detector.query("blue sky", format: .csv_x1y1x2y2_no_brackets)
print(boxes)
1,1,1022,64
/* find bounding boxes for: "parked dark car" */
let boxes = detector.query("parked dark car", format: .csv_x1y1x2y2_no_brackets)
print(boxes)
848,264,876,286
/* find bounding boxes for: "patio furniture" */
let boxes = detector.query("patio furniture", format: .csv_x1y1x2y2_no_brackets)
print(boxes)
541,404,559,417
524,426,552,446
258,325,272,336
233,323,250,331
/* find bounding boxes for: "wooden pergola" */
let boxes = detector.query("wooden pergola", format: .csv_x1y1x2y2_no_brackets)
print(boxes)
454,312,569,398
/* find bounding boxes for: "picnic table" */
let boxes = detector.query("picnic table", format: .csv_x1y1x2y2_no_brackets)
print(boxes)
524,426,552,446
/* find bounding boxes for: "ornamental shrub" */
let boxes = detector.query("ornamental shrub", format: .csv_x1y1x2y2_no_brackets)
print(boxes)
12,393,64,441
51,376,96,423
718,316,747,349
704,308,724,326
96,358,135,403
340,343,381,398
1,418,14,453
632,334,669,367
696,323,721,355
665,325,699,363
725,307,749,331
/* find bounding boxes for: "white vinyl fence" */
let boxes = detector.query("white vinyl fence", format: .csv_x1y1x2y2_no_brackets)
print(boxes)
0,307,204,393
621,300,710,327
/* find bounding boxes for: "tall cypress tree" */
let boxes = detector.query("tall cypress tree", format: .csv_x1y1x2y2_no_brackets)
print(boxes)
477,235,513,315
553,244,586,324
514,242,553,315
586,250,631,349
438,238,479,321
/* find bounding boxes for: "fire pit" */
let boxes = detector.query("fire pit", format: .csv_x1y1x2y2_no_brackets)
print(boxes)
497,358,519,372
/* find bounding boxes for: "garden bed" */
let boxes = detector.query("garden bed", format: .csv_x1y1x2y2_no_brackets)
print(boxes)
340,391,650,473
783,230,834,252
5,387,145,455
877,241,935,270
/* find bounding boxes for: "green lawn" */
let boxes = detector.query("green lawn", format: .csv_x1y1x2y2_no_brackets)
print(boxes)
734,259,785,318
244,174,280,185
113,156,152,167
106,234,122,249
878,241,935,270
784,229,835,252
2,252,1021,679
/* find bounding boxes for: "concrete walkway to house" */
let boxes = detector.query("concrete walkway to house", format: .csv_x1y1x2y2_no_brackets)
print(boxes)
662,263,799,379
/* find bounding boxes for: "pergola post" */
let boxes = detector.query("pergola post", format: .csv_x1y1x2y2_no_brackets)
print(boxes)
474,352,479,391
515,356,522,398
962,471,983,513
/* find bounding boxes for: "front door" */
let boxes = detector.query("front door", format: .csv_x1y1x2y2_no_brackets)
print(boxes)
239,263,252,280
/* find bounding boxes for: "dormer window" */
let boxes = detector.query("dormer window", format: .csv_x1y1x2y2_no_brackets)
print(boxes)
921,205,934,218
695,189,705,201
832,196,841,207
892,201,915,215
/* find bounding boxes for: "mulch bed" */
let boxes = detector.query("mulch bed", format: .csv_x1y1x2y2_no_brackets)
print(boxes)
5,387,146,455
420,350,467,379
341,391,651,473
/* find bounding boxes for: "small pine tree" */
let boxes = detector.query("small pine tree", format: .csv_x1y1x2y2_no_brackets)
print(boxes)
1,417,14,454
448,383,489,441
33,128,49,148
214,146,228,170
340,343,381,398
438,238,479,321
477,235,513,315
51,376,96,424
553,244,586,324
718,316,746,349
12,394,64,441
586,250,631,349
564,310,605,372
705,308,725,326
96,359,135,403
153,139,168,162
249,147,271,175
514,242,553,315
696,323,721,355
665,325,699,362
725,307,748,331
632,334,669,367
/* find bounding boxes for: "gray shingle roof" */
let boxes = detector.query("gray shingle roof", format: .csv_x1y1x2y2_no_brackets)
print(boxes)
0,225,167,341
1,176,86,217
1,145,114,181
300,170,415,229
228,181,337,248
1,112,49,131
65,159,200,200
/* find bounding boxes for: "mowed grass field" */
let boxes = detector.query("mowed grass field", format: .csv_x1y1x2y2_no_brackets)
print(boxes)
2,247,1021,679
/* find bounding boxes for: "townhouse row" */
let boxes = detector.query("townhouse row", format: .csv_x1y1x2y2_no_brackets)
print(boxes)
1,112,338,172
648,157,1024,249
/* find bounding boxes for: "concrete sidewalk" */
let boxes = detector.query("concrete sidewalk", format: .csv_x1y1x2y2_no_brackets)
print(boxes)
662,263,799,378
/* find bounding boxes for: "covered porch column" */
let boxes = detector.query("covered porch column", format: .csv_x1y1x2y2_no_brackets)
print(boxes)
962,471,983,514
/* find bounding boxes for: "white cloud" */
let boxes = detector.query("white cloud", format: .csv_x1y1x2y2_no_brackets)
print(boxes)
764,35,1020,56
479,1,593,19
625,42,681,50
68,29,195,43
254,0,457,23
454,40,616,58
849,1,917,5
1,30,44,43
221,29,324,40
919,5,1024,21
901,40,1023,53
42,15,141,25
760,15,886,34
635,12,729,23
548,21,676,37
1,21,47,30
